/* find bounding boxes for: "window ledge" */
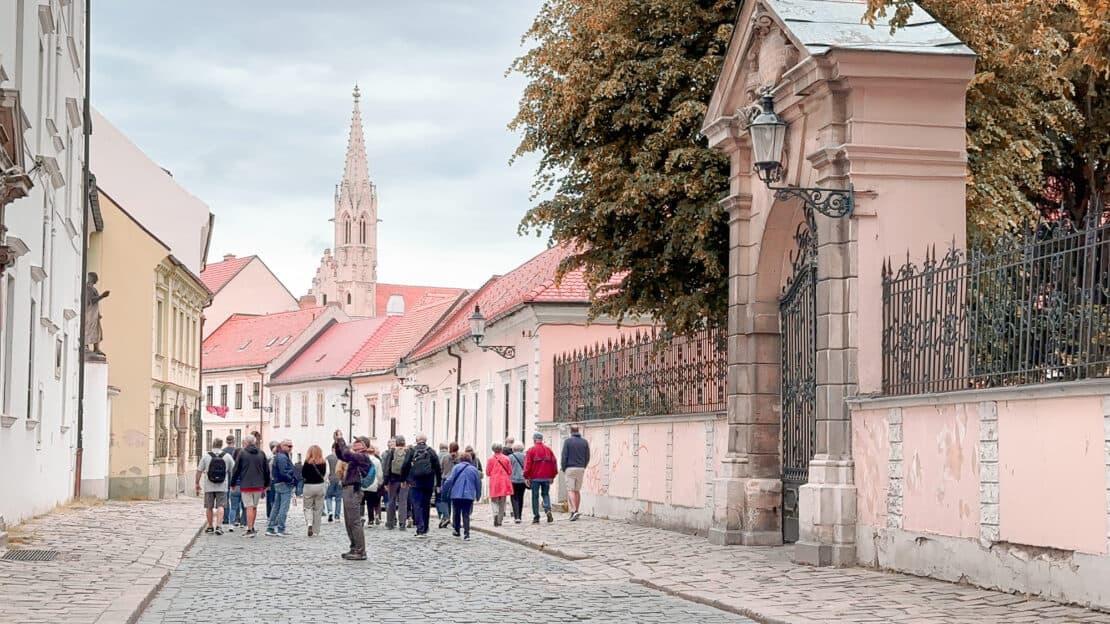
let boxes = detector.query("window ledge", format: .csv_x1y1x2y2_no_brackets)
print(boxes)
25,418,39,431
0,414,16,428
59,425,70,434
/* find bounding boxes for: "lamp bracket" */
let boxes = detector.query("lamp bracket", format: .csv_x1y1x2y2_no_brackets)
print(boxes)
408,384,430,394
769,184,853,219
480,345,516,360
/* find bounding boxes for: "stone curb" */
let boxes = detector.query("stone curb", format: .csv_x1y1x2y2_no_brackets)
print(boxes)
94,521,204,624
470,526,591,560
631,577,783,624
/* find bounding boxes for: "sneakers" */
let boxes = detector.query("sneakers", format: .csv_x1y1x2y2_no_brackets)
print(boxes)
570,511,580,521
245,528,257,537
515,519,522,524
438,518,450,529
276,531,289,537
214,526,224,536
308,527,314,537
204,527,214,535
265,529,278,537
464,534,470,541
452,530,461,537
493,517,502,527
532,517,540,524
341,552,367,561
328,514,333,522
547,511,554,523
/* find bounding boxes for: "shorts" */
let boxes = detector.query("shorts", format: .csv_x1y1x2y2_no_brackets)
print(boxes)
564,467,586,491
241,490,263,508
203,491,227,510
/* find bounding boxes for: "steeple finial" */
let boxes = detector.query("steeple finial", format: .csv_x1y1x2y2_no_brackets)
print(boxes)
353,83,360,102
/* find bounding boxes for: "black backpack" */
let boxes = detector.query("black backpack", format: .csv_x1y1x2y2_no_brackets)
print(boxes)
206,451,227,484
411,447,434,478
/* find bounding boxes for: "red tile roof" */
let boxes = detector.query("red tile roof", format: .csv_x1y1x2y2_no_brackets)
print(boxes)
339,292,466,376
373,283,465,317
202,307,327,371
270,317,389,384
200,255,255,294
407,245,596,360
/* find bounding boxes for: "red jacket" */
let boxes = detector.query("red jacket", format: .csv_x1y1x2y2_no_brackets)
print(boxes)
523,442,558,481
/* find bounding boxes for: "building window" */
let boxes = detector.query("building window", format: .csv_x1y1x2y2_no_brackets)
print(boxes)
369,404,377,439
205,429,212,451
446,397,451,441
460,394,466,446
272,398,280,428
316,391,325,425
252,382,261,409
322,294,327,305
206,386,214,406
503,382,510,441
284,394,291,427
520,378,527,442
3,275,15,413
234,384,243,410
54,338,63,379
234,429,242,446
431,400,436,442
346,292,352,305
301,392,308,426
155,299,164,355
390,417,397,439
220,384,228,407
473,390,479,446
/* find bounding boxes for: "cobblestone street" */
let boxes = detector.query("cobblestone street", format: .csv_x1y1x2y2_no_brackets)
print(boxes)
137,505,751,624
0,498,198,624
471,512,1110,624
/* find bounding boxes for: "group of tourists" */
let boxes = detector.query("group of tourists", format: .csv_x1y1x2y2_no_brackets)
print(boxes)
195,424,592,560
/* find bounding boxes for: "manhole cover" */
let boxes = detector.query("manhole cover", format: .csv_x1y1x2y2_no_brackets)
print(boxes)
2,549,58,562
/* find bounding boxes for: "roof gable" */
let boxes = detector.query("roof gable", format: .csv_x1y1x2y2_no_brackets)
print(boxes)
200,255,255,294
202,307,327,371
270,317,389,384
340,291,466,376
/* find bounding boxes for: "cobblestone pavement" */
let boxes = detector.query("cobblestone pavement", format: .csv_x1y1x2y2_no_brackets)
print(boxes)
0,498,200,624
138,506,752,624
470,512,1110,624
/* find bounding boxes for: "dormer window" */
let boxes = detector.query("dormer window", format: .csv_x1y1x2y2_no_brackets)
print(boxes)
386,294,405,316
237,339,252,351
278,335,292,346
265,337,279,348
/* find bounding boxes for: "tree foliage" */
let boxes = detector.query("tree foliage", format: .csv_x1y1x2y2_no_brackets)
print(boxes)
510,0,738,334
866,0,1110,229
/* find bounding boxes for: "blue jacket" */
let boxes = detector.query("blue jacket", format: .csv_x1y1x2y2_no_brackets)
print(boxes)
561,433,590,470
443,462,481,502
271,450,296,485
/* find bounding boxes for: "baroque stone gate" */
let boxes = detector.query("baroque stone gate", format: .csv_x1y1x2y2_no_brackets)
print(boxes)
701,0,974,565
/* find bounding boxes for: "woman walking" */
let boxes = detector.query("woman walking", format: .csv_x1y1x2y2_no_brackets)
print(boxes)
443,451,482,540
361,445,384,526
486,443,513,527
437,442,458,528
509,442,527,523
301,445,328,537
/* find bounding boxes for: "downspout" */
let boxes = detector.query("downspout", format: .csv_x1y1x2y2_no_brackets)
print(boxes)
447,345,462,442
74,0,92,499
346,377,354,440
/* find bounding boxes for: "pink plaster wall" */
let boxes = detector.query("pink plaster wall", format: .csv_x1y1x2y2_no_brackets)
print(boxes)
902,404,980,539
582,425,607,496
852,408,889,528
637,423,668,504
204,259,299,338
998,397,1108,554
538,323,653,424
672,421,708,508
608,425,636,499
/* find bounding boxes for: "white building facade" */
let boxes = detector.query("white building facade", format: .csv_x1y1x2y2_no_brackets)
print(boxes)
0,0,88,525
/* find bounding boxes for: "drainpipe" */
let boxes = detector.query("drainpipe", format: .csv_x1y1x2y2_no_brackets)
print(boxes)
74,0,92,499
447,346,462,442
346,377,354,440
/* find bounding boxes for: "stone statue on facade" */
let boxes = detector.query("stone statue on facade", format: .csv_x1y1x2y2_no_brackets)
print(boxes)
84,272,109,355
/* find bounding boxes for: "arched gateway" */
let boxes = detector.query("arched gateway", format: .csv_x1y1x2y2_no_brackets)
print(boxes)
700,0,973,565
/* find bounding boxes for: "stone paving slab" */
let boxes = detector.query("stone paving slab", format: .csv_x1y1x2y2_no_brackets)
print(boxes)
0,498,200,624
471,511,1110,624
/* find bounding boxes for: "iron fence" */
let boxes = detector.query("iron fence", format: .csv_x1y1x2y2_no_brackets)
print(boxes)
882,216,1110,395
553,327,727,422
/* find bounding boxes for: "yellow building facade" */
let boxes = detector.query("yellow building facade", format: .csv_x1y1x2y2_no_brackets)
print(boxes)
87,190,210,499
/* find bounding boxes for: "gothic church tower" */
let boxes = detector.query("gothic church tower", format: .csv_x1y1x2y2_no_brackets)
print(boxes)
309,86,378,317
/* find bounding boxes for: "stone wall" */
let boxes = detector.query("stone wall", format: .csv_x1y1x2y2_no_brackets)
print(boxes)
850,382,1110,609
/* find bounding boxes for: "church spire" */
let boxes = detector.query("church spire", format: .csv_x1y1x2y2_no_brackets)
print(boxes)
342,84,370,188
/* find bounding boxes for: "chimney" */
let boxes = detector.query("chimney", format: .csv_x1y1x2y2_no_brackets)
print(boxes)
222,253,236,262
298,295,317,310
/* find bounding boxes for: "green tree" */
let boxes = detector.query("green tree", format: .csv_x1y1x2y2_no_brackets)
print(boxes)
511,0,738,334
865,0,1110,229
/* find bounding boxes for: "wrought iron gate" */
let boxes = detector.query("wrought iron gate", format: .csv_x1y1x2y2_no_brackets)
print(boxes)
779,218,817,543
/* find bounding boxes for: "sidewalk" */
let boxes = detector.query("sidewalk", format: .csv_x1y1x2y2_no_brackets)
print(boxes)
472,511,1110,624
0,498,200,624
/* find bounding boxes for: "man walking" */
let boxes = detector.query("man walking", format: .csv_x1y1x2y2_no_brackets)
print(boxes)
266,439,296,536
221,435,243,530
402,433,441,537
326,449,342,522
381,435,410,531
196,438,234,535
524,432,557,524
561,425,590,521
265,440,279,521
333,430,372,560
231,434,269,537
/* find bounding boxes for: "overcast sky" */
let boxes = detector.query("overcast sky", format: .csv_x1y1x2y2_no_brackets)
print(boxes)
91,1,549,294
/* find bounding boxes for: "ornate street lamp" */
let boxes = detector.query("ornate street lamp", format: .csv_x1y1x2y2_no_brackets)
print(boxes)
748,95,853,218
468,305,515,359
394,358,429,394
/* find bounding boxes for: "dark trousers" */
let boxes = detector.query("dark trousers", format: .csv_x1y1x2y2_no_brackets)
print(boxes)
510,482,526,520
385,481,409,528
362,490,382,523
410,485,433,534
342,485,365,554
452,499,474,536
265,484,276,519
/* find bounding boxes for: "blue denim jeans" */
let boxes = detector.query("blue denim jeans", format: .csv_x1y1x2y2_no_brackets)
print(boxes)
224,489,243,525
267,483,292,533
326,481,342,518
530,479,552,519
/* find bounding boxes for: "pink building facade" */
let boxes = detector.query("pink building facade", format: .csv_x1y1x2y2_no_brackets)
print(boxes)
200,254,299,339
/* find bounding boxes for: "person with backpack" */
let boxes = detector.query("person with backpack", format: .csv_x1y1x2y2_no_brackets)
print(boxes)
486,443,513,527
361,445,384,526
524,432,557,524
508,442,527,524
436,442,458,529
195,438,235,536
231,434,270,537
301,445,328,537
222,435,243,530
266,439,296,537
402,433,442,537
332,430,372,560
442,451,482,540
381,435,410,531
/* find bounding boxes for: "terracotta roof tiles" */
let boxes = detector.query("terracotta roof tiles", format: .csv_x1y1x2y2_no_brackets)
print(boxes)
202,307,327,371
200,255,255,294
